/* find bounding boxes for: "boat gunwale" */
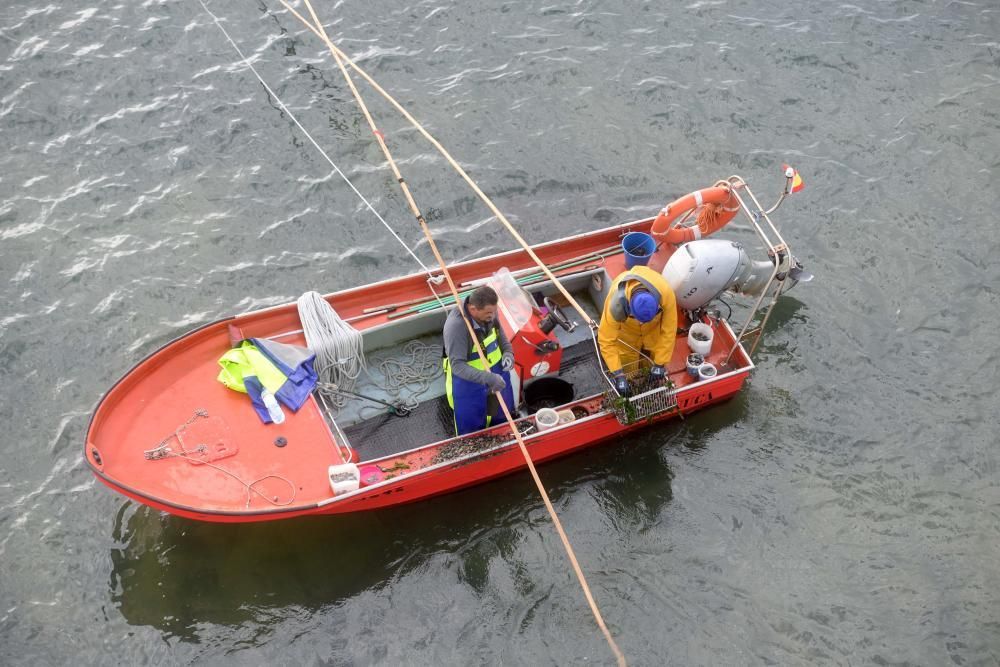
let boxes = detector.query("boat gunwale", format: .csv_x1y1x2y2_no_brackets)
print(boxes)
231,217,655,322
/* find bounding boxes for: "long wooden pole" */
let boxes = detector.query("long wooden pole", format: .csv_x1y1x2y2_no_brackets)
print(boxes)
276,0,596,329
294,2,624,663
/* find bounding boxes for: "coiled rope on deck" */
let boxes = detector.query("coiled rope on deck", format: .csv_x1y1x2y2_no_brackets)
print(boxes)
298,292,442,413
366,340,442,410
297,291,365,406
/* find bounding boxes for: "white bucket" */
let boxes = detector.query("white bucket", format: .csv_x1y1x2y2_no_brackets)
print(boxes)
687,322,714,356
535,408,560,431
697,363,718,381
328,463,360,496
557,409,576,425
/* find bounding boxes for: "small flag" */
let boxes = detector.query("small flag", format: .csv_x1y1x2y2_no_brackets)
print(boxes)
783,164,804,193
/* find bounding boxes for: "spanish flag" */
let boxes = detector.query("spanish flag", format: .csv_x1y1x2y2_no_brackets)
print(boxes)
783,164,804,193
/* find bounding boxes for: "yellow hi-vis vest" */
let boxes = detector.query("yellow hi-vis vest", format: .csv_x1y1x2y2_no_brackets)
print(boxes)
217,341,287,394
443,324,502,409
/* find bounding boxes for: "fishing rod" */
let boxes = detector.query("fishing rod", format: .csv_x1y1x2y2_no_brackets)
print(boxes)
386,257,614,320
360,244,623,316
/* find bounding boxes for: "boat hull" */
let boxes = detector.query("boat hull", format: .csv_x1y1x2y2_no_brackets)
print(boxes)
91,367,746,522
85,216,755,523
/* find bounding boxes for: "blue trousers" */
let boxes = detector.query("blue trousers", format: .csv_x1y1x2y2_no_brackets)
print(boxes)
451,364,515,435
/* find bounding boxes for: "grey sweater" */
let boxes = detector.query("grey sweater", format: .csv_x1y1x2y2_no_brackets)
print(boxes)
443,299,513,385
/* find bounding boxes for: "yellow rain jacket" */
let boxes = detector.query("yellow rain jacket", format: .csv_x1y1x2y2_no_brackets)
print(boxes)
598,265,678,372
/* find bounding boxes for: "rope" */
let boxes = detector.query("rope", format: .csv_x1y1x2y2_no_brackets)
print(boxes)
365,340,442,411
169,452,298,509
143,410,297,509
196,0,435,278
274,0,596,329
298,293,441,414
296,291,366,406
293,2,626,662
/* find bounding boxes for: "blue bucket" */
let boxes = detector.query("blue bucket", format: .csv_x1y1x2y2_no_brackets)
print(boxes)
622,232,656,269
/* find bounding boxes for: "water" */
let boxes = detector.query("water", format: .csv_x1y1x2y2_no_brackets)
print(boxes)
2,1,998,664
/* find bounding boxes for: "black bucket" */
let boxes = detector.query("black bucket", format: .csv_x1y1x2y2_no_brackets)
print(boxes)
523,377,574,414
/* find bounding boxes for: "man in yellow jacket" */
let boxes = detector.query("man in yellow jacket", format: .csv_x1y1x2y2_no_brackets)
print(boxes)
598,265,678,395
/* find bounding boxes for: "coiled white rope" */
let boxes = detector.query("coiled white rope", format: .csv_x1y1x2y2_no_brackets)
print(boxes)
297,291,366,406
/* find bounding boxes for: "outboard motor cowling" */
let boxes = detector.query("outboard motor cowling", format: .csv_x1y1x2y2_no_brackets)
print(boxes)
662,239,804,311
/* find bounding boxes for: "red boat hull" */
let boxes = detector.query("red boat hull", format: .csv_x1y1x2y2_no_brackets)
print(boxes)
85,217,754,523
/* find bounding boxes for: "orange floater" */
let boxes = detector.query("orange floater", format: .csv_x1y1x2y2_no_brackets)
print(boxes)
650,185,740,244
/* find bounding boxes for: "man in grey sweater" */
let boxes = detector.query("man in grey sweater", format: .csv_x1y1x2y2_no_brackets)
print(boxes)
443,286,516,435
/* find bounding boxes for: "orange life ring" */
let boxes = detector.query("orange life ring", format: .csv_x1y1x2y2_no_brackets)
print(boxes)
650,185,740,245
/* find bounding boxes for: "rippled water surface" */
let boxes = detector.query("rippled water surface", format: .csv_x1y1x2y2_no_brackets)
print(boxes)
2,1,998,665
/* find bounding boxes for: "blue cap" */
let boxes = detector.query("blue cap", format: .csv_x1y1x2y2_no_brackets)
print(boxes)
630,291,659,323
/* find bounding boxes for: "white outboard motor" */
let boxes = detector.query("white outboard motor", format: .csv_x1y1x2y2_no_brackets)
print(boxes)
663,239,803,311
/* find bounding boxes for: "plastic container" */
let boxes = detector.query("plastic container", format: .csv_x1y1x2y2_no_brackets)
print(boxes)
535,408,560,431
622,232,657,269
557,409,576,425
261,389,285,424
686,353,704,378
687,322,714,356
328,463,360,496
697,363,718,381
486,267,533,331
358,464,385,487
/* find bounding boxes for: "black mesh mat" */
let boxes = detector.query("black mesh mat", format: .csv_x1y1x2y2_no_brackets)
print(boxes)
344,396,455,461
342,339,606,462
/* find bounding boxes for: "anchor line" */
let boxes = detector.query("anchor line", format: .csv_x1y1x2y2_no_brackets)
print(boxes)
291,1,626,663
195,0,435,279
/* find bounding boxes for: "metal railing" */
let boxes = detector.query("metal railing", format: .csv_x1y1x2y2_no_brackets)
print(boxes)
721,174,800,364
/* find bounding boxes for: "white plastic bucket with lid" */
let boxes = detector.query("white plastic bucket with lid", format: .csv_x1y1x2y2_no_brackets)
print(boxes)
687,322,714,355
328,463,360,496
535,408,560,431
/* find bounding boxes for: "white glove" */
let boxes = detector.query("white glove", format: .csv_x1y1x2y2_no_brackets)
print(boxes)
501,352,514,371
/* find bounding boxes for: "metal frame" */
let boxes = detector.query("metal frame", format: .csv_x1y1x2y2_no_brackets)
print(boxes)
721,174,798,365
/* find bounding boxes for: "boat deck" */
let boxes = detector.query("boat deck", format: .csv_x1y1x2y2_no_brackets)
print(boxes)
343,340,607,461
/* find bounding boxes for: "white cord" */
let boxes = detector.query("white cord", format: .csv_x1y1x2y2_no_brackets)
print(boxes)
197,0,435,277
297,291,366,406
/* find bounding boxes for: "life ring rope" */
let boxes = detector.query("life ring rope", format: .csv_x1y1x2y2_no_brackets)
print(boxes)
650,182,740,245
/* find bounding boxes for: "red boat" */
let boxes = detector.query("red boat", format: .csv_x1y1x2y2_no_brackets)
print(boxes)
84,173,809,523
